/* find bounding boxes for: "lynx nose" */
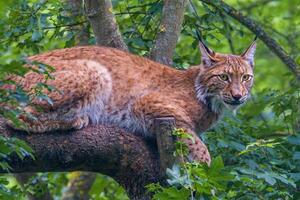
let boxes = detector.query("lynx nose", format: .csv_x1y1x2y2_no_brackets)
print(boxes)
232,94,242,101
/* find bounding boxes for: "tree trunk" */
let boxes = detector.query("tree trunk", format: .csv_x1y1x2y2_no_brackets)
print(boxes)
150,0,188,66
84,0,128,51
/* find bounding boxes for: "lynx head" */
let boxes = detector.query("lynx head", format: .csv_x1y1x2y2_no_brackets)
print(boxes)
195,39,257,113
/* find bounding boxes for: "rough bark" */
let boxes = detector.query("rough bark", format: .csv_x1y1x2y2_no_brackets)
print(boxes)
150,0,188,66
0,118,161,200
200,0,300,81
154,118,179,178
84,0,128,51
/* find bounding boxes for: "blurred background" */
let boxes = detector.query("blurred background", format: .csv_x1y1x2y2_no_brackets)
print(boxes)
0,0,299,199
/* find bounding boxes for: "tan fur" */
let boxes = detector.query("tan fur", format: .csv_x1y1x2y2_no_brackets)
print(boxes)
5,43,256,164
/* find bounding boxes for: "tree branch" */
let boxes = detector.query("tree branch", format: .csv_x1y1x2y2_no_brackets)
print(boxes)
200,0,300,81
241,0,278,11
154,117,178,179
0,118,161,200
150,0,188,66
84,0,128,51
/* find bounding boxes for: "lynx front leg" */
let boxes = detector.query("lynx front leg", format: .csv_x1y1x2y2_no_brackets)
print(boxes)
151,119,211,165
132,95,211,165
179,128,211,165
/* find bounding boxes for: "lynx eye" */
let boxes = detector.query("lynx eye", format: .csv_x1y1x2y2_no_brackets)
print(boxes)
242,74,252,82
218,74,229,81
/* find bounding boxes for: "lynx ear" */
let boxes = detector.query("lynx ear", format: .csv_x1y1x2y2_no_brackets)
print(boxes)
199,40,219,67
241,38,257,67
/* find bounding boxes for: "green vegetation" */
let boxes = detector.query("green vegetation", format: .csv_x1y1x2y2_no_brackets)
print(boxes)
0,0,299,199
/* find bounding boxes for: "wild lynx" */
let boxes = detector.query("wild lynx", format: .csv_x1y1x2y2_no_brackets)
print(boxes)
6,40,256,164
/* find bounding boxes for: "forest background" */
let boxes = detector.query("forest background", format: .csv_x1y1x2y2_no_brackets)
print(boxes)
0,0,299,199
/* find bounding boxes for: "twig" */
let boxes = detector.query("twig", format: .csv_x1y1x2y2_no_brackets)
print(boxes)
241,0,278,11
200,0,300,82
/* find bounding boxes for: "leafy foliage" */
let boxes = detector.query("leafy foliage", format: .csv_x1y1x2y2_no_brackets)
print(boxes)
0,0,299,199
89,174,129,200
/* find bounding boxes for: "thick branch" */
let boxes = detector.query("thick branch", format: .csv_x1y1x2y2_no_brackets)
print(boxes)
84,0,128,51
154,117,178,178
0,119,160,200
150,0,188,66
200,0,300,81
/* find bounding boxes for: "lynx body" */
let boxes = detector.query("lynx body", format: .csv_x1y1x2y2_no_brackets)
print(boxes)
7,41,256,164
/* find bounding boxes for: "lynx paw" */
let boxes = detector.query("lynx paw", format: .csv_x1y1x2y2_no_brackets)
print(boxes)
72,115,89,130
186,138,211,165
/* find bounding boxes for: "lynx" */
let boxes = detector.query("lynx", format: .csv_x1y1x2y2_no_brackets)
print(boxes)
5,40,256,164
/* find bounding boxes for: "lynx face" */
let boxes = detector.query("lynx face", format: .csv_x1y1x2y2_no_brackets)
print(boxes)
196,39,256,112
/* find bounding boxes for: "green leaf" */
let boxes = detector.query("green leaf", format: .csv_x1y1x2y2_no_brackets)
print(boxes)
290,173,300,181
152,187,190,200
210,156,224,173
264,176,276,185
287,135,300,145
292,151,300,160
31,30,42,42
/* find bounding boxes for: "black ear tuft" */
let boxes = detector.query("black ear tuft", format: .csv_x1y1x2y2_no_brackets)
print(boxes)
198,40,218,67
241,37,257,67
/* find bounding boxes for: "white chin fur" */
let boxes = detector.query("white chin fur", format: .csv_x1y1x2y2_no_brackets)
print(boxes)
195,80,242,114
223,102,244,116
198,92,240,115
195,81,224,114
210,97,226,114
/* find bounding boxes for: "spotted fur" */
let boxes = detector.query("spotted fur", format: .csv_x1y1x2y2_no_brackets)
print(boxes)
5,41,256,164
